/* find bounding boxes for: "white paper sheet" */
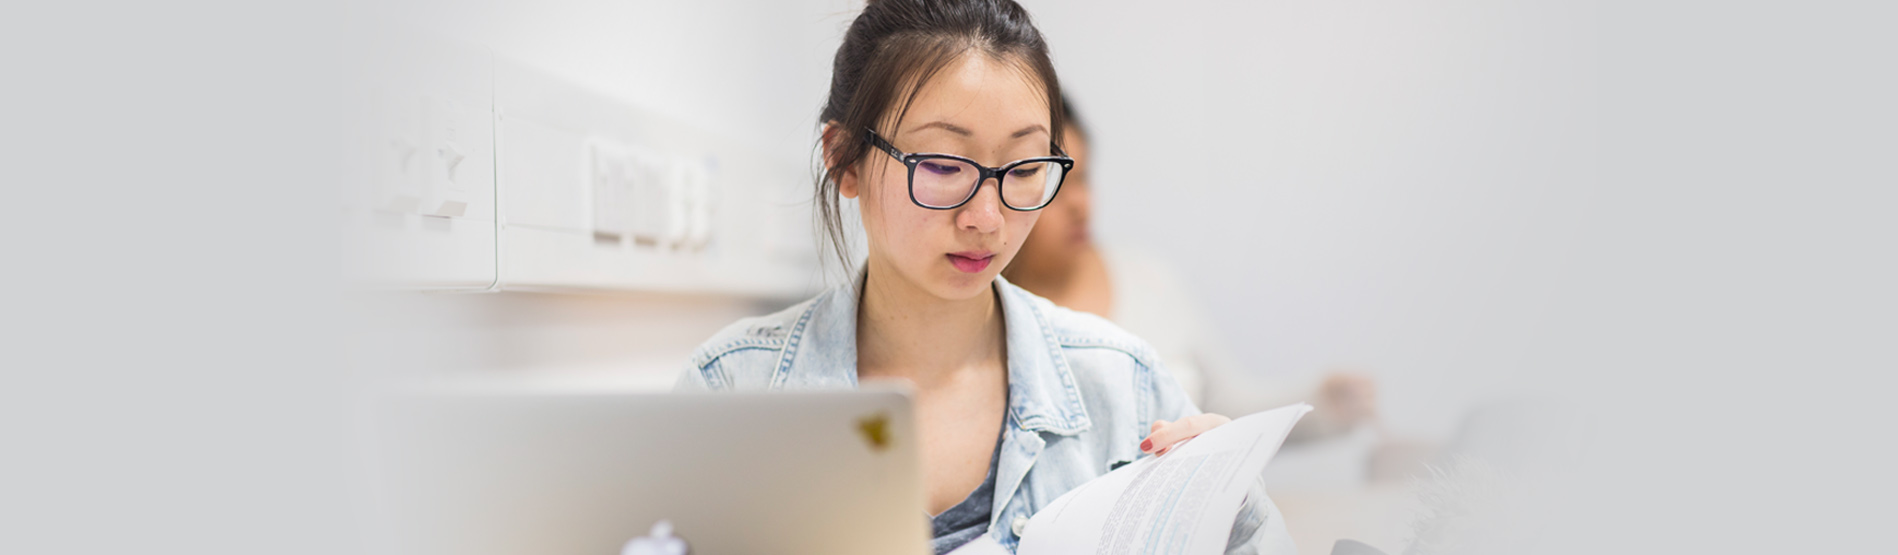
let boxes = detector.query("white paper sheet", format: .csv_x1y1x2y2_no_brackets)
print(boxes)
946,535,1013,555
1015,404,1312,555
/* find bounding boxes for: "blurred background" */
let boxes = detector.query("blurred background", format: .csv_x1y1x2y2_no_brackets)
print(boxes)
5,0,1893,554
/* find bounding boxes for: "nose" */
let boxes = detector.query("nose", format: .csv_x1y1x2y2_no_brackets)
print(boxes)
955,176,1004,233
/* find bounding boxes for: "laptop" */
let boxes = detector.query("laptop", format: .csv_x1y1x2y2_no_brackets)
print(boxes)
366,388,929,555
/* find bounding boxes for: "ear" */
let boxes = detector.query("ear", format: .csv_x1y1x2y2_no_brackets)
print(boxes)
820,122,861,200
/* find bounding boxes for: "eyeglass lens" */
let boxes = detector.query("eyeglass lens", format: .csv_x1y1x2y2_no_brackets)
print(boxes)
912,158,1066,209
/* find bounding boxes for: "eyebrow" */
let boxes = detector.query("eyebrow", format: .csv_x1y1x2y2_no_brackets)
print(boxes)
909,121,972,136
906,121,1050,140
1009,124,1049,139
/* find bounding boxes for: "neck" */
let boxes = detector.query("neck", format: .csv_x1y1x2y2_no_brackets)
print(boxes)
856,257,1006,388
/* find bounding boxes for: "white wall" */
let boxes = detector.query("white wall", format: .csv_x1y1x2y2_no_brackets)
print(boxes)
1027,0,1600,437
348,290,770,390
375,0,852,163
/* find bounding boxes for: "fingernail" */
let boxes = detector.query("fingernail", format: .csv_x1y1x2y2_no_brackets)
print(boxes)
1140,439,1153,452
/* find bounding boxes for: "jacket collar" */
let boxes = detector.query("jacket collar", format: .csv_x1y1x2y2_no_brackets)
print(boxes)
993,275,1091,435
768,280,860,390
775,273,1092,436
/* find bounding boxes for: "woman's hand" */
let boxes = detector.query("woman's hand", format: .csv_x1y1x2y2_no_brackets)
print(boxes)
1141,413,1232,456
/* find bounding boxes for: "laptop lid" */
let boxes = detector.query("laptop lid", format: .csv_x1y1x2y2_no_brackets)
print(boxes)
367,389,928,555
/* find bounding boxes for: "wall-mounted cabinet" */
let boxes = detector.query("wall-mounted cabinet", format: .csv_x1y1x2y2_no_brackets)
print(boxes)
345,37,819,299
344,37,498,291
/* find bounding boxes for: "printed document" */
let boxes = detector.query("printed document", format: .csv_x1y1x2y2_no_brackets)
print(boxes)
952,404,1309,555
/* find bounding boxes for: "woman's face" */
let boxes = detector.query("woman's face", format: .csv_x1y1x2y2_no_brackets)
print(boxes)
843,54,1054,301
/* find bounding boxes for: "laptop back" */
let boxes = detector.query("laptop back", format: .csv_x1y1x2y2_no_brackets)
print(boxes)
368,389,928,555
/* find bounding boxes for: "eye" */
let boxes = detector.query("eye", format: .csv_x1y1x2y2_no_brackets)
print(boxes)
918,160,963,176
1008,165,1043,178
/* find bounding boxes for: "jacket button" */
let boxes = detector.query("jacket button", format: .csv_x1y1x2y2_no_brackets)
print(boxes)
1010,516,1028,537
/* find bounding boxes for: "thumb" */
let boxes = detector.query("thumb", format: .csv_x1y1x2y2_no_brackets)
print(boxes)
1141,413,1229,454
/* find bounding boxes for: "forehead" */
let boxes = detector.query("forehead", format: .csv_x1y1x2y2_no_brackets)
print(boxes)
894,53,1050,139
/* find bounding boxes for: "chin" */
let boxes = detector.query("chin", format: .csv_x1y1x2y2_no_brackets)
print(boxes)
931,271,996,300
928,254,1007,298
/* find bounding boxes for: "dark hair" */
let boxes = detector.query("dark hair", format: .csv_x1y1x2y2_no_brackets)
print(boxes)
815,0,1065,278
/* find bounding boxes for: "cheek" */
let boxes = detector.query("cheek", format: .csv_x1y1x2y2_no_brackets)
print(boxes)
1004,212,1041,253
1016,214,1054,252
861,173,941,255
857,164,904,232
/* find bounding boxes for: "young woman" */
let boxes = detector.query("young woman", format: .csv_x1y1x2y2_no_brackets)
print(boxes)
676,1,1293,553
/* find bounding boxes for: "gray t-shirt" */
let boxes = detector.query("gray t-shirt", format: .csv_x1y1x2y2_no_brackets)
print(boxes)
928,435,1002,554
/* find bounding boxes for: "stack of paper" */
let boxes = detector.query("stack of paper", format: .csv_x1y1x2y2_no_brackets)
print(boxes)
954,403,1311,555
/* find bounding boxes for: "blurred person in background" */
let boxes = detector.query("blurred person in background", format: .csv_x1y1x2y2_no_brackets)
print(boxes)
1003,97,1378,443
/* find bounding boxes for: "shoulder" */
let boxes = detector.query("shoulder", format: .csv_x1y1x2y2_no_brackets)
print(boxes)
996,280,1196,423
1098,244,1199,311
1098,245,1184,283
687,297,811,367
678,293,824,390
1001,279,1164,369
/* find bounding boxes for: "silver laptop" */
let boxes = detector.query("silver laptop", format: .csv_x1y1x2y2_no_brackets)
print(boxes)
366,389,928,555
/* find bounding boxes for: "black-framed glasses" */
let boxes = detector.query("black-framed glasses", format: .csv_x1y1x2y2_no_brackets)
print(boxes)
864,128,1074,211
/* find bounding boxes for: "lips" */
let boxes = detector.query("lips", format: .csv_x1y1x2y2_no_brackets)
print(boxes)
947,251,995,273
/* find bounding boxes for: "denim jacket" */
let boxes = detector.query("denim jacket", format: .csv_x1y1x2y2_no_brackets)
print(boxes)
675,276,1295,555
